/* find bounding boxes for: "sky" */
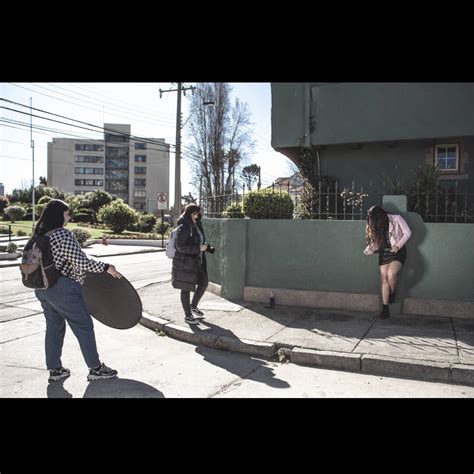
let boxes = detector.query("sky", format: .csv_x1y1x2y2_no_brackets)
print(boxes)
0,82,294,205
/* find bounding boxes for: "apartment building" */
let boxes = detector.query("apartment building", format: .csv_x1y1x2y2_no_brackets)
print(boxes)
47,123,170,213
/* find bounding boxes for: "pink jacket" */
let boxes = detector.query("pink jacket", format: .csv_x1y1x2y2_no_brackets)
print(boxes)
364,214,412,255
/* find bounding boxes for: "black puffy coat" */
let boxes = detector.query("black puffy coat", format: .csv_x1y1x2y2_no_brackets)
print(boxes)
171,214,207,292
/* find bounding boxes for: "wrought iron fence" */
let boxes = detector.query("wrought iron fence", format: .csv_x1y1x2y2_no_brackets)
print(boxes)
199,180,474,223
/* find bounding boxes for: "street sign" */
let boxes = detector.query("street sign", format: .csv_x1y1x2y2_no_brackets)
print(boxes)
157,192,168,210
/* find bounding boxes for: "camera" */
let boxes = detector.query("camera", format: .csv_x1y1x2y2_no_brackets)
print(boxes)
205,244,216,254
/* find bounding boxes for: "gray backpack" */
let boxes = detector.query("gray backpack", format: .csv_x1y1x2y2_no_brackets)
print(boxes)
165,228,178,259
19,230,62,289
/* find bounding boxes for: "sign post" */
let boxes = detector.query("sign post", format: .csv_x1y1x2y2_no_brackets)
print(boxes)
157,192,168,248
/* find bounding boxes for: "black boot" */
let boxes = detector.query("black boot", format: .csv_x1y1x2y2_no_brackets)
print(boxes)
380,304,390,319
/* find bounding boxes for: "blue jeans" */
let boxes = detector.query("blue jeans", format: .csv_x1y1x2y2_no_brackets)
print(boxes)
35,276,100,370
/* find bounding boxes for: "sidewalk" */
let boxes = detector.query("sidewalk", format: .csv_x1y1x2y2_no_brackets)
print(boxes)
138,282,474,387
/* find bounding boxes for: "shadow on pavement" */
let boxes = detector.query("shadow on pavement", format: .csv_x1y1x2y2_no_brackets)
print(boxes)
83,378,164,398
193,320,290,390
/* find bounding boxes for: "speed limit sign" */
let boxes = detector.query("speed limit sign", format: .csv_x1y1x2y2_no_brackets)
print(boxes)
157,192,168,209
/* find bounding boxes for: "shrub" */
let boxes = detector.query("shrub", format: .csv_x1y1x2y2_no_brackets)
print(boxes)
0,196,9,214
97,201,138,233
222,202,244,218
71,228,91,246
242,190,294,219
0,225,12,234
16,230,28,236
6,242,18,254
138,213,157,233
4,206,26,223
155,219,171,235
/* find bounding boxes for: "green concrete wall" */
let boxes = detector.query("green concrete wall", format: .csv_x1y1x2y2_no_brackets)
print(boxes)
310,83,474,145
204,201,474,303
271,83,474,148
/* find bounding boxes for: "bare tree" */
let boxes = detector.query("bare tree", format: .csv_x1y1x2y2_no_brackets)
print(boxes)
185,83,254,198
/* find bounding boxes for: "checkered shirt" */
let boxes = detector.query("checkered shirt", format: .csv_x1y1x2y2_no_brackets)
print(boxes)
48,228,106,285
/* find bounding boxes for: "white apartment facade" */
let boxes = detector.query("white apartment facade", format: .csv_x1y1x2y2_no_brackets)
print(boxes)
47,124,170,213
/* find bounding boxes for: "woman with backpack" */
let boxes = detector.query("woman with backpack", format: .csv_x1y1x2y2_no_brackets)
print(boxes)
171,204,210,325
31,199,121,382
363,205,412,319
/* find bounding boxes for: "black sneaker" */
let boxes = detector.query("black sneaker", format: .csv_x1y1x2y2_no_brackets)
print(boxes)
191,306,205,319
389,290,396,304
380,307,390,319
185,314,200,325
48,367,71,383
87,362,118,381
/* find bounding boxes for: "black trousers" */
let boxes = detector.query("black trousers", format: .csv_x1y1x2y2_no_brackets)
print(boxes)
180,264,209,316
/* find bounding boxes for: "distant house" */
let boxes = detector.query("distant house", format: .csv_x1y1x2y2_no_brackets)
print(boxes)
266,172,304,204
271,83,474,197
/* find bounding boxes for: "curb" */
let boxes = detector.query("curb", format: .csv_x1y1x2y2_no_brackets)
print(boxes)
140,312,274,358
140,312,474,387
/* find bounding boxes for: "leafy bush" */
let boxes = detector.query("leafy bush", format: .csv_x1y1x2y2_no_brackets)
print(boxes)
83,189,115,214
6,242,18,253
242,190,294,219
0,225,12,234
137,213,157,233
4,206,26,223
16,230,28,236
155,219,171,235
71,228,91,246
222,202,244,218
97,201,138,233
0,196,9,214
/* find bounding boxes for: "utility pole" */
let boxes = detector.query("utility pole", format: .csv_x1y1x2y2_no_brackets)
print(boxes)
159,83,195,219
30,97,35,231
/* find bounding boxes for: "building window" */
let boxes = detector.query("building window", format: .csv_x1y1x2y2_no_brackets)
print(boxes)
105,169,128,179
436,144,459,172
134,202,147,210
106,147,129,158
105,133,129,143
135,166,147,174
135,155,147,162
75,167,104,175
75,144,104,151
134,178,146,186
135,142,147,150
134,190,147,197
75,155,104,163
75,179,104,186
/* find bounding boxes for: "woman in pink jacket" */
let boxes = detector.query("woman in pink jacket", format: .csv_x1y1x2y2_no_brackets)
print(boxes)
364,205,412,319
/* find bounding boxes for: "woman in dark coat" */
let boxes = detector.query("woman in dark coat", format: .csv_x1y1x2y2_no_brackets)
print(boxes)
171,204,209,325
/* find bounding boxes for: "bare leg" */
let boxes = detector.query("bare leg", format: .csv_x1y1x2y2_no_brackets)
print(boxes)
387,261,402,294
380,265,390,305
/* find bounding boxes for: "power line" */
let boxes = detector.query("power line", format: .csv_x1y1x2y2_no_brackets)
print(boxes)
62,82,177,120
1,99,174,153
34,83,177,126
8,83,176,130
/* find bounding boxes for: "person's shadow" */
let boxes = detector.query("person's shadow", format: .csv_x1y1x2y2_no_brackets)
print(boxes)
403,212,427,300
47,380,73,398
192,320,290,390
83,378,164,398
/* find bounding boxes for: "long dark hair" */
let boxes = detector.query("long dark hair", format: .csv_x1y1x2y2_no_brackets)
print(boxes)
34,199,69,236
366,205,389,250
183,204,201,218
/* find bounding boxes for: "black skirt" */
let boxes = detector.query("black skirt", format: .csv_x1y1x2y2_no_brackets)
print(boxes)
378,245,407,266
